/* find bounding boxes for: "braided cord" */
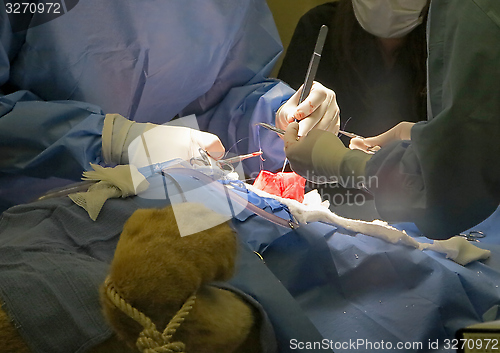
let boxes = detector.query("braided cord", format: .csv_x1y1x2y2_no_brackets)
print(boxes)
104,277,197,353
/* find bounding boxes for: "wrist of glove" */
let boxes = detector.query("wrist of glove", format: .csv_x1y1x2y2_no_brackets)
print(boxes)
102,114,156,165
285,123,372,185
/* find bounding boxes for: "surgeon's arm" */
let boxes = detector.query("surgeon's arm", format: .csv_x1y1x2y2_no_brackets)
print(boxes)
179,0,295,176
285,0,500,240
180,0,340,177
0,11,107,181
361,0,500,239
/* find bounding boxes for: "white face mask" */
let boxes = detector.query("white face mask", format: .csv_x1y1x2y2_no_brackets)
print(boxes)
352,0,427,38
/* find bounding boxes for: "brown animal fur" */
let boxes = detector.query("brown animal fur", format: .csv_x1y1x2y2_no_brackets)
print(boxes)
0,308,30,353
0,203,261,353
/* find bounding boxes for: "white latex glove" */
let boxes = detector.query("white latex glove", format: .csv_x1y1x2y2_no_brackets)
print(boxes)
349,121,415,153
276,81,340,136
127,124,225,169
102,114,225,166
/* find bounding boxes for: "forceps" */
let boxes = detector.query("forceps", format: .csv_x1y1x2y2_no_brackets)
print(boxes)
256,122,379,152
257,122,361,140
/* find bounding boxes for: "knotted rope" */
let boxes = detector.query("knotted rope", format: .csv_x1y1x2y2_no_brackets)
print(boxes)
104,277,197,353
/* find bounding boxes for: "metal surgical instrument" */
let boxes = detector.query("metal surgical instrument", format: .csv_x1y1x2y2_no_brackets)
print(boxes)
189,148,213,167
191,148,263,173
458,230,486,242
257,122,381,153
298,25,329,105
257,122,362,140
217,151,263,165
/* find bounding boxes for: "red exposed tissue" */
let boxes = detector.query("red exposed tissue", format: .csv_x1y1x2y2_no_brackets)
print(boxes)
253,171,306,202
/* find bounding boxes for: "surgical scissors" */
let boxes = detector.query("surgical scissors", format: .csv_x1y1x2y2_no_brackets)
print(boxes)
458,230,486,242
189,148,212,167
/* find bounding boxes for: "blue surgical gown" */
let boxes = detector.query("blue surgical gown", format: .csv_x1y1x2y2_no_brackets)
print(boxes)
0,0,294,210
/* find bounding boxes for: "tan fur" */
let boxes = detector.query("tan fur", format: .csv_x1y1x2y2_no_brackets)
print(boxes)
0,203,260,353
0,308,30,353
101,203,259,352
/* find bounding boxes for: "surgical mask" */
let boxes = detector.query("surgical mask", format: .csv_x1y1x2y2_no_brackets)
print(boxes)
352,0,427,38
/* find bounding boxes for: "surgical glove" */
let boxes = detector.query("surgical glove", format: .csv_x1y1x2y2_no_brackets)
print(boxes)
350,121,415,153
102,114,225,166
69,163,149,221
276,81,340,136
284,122,372,185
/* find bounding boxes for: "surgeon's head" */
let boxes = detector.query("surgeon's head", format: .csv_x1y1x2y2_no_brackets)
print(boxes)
329,0,429,134
351,0,429,39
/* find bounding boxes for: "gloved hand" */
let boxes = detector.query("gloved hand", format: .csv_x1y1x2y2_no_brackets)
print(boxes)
102,114,225,166
276,81,340,137
284,122,372,185
350,121,414,153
